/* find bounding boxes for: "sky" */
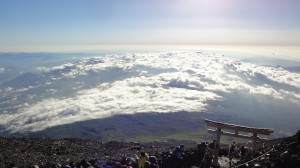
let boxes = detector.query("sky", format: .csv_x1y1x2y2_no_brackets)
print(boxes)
0,0,300,52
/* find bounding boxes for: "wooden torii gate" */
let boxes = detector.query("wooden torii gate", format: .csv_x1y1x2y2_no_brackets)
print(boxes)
205,119,273,160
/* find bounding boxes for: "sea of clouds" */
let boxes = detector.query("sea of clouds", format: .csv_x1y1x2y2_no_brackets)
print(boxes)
0,67,4,73
0,51,299,134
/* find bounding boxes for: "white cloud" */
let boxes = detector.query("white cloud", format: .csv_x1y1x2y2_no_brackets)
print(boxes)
226,60,300,88
1,51,300,133
249,85,283,99
0,67,4,73
2,74,222,132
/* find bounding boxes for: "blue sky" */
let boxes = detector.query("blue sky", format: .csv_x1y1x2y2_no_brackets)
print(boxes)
0,0,300,51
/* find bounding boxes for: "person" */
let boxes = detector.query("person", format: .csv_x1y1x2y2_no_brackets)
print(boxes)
96,158,113,168
125,157,135,168
201,152,212,168
208,140,219,164
149,155,159,168
138,152,149,168
296,130,300,143
209,140,218,149
173,144,185,168
229,141,236,160
144,161,151,168
240,145,247,160
173,144,185,159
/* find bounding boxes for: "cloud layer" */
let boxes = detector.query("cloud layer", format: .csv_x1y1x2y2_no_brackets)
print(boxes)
0,51,300,133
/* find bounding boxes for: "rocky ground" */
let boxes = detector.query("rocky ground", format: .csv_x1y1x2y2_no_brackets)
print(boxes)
0,130,299,168
0,137,197,168
231,130,300,168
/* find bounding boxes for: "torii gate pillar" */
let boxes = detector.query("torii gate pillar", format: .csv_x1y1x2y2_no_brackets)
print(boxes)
216,127,221,146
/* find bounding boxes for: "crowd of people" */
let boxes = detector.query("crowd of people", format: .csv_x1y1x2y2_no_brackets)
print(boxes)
91,140,250,168
4,140,252,168
3,130,300,168
4,130,300,168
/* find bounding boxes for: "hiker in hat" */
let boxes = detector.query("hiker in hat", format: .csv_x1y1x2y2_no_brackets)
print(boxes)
138,151,149,168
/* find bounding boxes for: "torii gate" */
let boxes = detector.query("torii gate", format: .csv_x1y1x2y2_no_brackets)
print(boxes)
205,119,273,163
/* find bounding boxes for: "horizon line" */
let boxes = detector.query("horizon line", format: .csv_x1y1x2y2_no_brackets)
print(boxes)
1,44,300,53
